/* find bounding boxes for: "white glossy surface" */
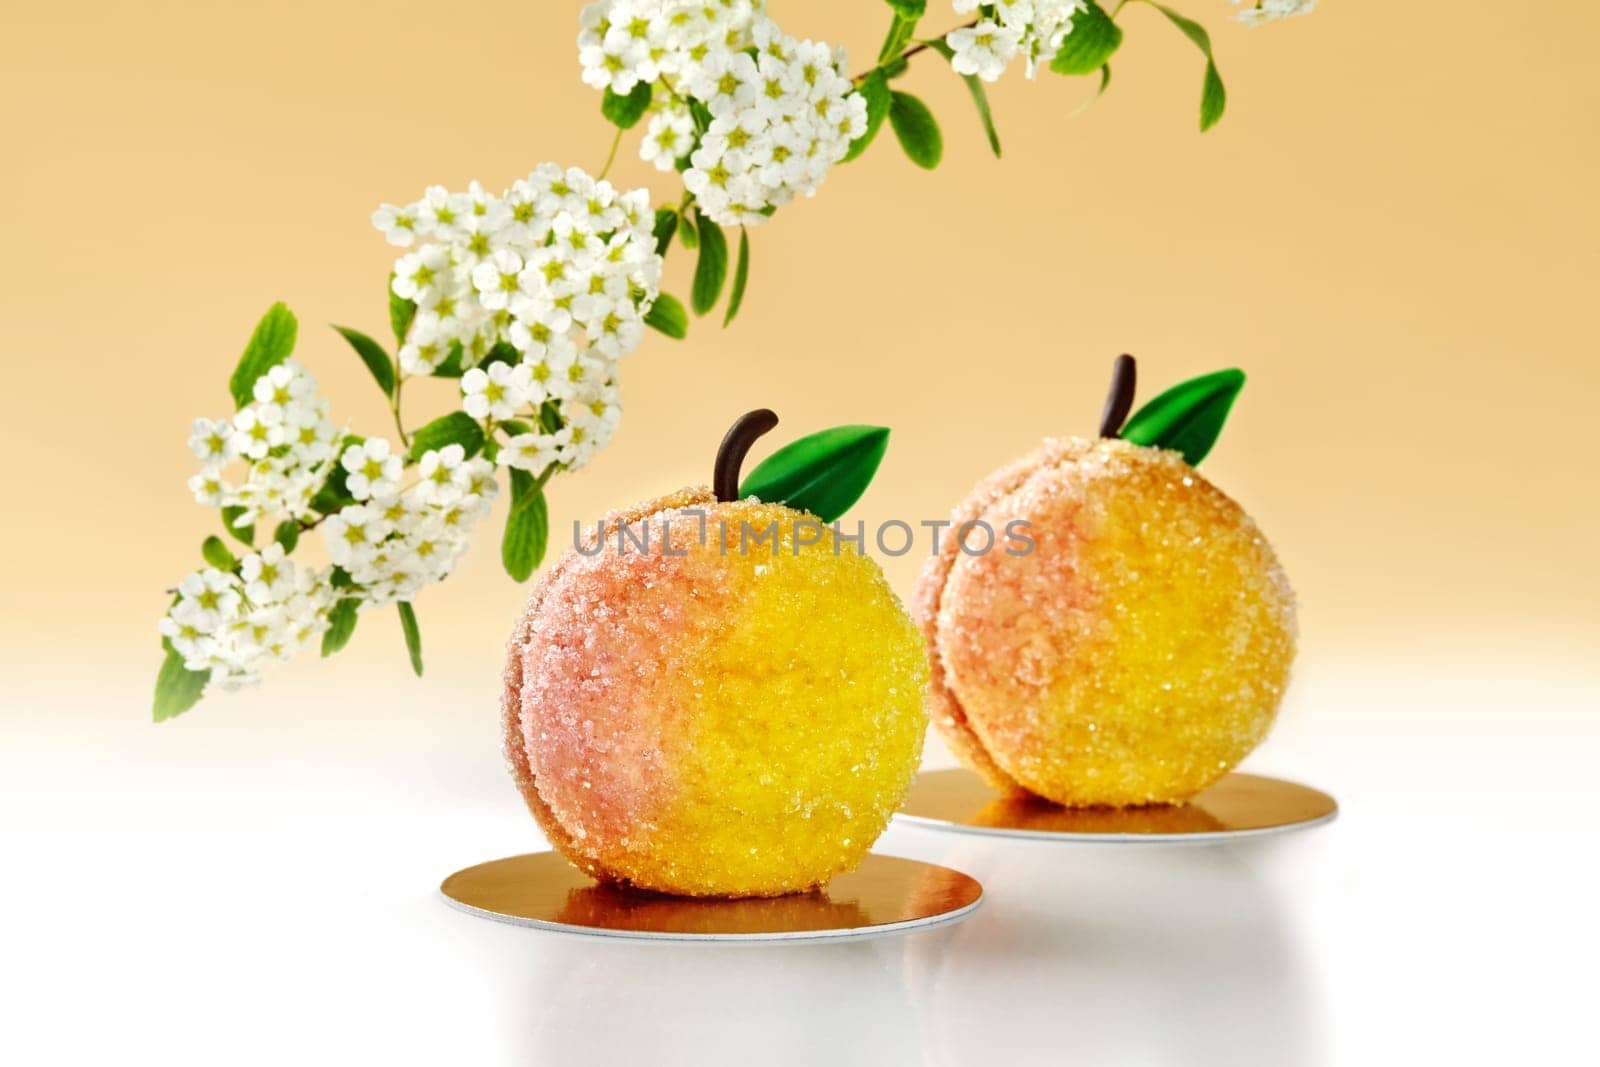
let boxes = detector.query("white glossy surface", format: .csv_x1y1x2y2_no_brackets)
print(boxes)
2,657,1594,1065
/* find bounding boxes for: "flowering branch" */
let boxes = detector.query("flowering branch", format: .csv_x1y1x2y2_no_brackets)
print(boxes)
153,0,1316,721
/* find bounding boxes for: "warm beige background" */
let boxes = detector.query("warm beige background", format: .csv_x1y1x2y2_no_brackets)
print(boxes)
2,0,1596,708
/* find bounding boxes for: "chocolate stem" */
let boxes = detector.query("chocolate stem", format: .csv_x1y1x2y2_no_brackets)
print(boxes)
1098,354,1138,438
713,409,779,502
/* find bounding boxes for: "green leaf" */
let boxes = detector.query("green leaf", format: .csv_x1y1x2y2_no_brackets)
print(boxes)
389,278,416,346
228,303,298,408
677,210,700,250
502,468,550,582
407,411,485,463
644,292,689,339
723,228,750,327
220,506,255,547
878,13,918,63
889,91,942,169
601,81,653,129
481,340,519,370
397,602,423,677
201,536,236,571
273,520,300,553
153,642,210,722
1050,1,1124,75
1200,61,1226,132
652,208,679,256
884,0,925,17
431,340,466,378
321,597,360,657
1119,368,1246,466
1145,3,1227,131
844,70,893,163
930,41,1000,157
691,211,729,316
333,325,396,397
739,425,891,523
309,434,363,515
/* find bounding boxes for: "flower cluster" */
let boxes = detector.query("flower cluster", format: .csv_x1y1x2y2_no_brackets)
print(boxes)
323,444,497,607
680,20,867,226
186,360,340,524
160,550,333,690
949,1,1089,81
578,0,764,95
1232,0,1316,24
371,165,660,474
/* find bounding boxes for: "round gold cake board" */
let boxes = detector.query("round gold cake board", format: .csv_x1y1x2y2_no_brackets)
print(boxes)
439,851,983,942
896,768,1337,843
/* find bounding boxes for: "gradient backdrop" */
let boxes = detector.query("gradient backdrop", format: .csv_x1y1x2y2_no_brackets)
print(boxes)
4,3,1596,1061
5,0,1596,698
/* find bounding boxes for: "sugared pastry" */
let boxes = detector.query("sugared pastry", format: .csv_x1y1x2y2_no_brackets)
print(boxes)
504,412,927,897
916,357,1296,807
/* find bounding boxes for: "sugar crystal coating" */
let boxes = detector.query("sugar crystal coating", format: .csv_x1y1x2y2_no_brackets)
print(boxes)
504,489,928,897
915,438,1296,807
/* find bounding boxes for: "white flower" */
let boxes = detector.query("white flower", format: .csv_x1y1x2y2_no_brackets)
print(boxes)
461,362,532,421
641,108,696,171
188,470,227,507
391,245,454,307
239,543,294,603
417,185,471,240
372,202,419,247
1232,0,1316,24
949,20,1023,82
416,444,467,505
954,0,1086,77
470,249,527,311
323,504,392,568
230,407,281,459
188,418,235,466
340,438,402,501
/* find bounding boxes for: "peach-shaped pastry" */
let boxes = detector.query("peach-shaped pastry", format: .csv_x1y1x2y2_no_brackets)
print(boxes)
504,411,927,897
916,357,1296,807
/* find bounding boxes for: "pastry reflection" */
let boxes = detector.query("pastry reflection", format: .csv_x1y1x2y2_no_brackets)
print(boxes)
512,937,919,1065
555,882,867,934
902,842,1317,1066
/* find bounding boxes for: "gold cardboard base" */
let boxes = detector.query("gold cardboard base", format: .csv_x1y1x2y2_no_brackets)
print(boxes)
440,851,983,942
897,769,1337,843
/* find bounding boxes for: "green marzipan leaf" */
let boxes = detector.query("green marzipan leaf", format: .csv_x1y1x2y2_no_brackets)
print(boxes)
844,70,893,163
691,211,729,316
1119,368,1246,466
201,535,236,570
1051,1,1124,75
931,40,1001,157
652,208,679,256
407,411,485,463
502,469,550,582
645,292,689,339
739,425,891,523
228,303,298,408
1146,3,1227,131
389,281,416,346
321,597,360,657
273,521,300,553
333,325,396,397
885,0,925,17
723,228,751,327
889,91,943,169
220,506,255,547
154,641,210,722
601,82,653,129
397,601,423,676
